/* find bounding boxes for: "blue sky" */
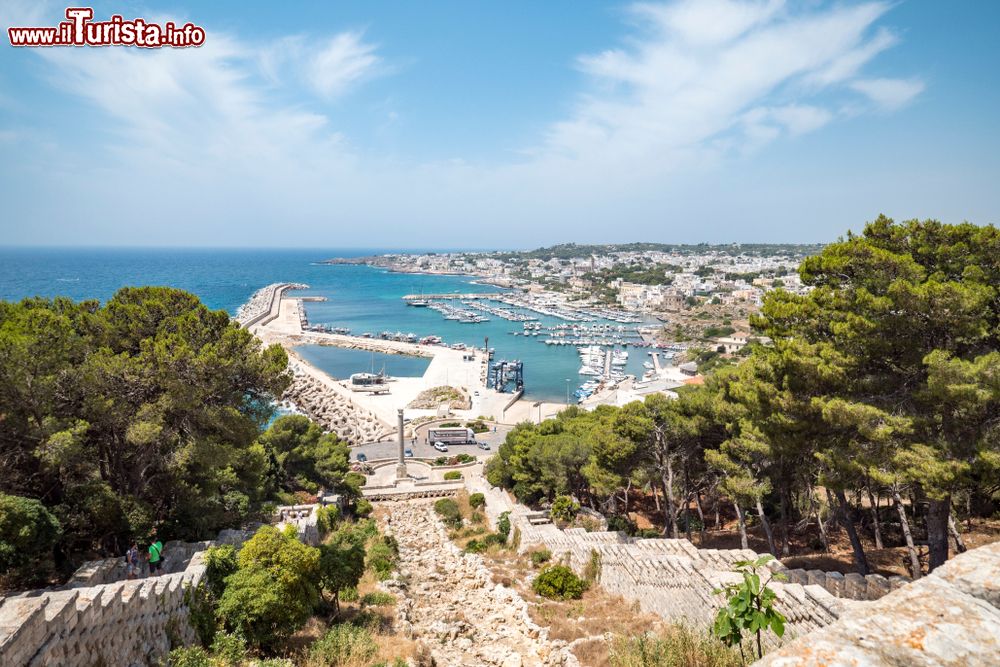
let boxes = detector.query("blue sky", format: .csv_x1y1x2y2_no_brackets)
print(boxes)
1,0,997,248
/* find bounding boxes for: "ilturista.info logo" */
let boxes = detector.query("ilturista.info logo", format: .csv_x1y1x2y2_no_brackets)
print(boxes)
7,7,206,48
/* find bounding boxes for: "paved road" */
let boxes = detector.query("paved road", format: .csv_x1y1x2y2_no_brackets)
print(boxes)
353,423,513,461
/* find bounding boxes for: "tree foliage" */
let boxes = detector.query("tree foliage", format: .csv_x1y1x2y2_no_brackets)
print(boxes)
0,287,290,570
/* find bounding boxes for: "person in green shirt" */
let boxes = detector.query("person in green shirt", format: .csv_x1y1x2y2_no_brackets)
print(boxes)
148,537,164,574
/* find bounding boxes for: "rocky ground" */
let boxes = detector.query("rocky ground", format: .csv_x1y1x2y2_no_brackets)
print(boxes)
379,500,578,667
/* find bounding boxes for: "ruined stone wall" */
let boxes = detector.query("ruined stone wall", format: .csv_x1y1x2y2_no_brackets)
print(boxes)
755,541,1000,665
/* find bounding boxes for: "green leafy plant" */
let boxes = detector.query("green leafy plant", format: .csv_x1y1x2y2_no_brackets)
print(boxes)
550,495,580,524
360,591,396,607
532,564,585,600
0,494,62,581
530,548,552,567
354,498,373,518
306,624,378,667
443,471,463,480
433,498,463,529
497,511,511,539
712,555,786,661
366,535,399,581
469,492,486,509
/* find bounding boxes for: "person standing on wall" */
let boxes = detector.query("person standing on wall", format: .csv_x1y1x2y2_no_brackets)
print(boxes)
125,542,141,580
148,536,165,575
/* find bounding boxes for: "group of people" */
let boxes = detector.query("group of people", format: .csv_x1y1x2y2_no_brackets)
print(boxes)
124,537,165,579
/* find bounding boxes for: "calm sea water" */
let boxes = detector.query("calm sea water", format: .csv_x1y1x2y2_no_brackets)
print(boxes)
0,247,653,401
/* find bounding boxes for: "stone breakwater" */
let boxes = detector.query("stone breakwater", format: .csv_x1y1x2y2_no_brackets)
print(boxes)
234,282,307,326
282,360,387,443
379,500,578,667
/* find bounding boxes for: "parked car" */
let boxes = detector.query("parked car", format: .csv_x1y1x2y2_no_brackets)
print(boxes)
477,441,490,450
404,448,414,458
356,452,368,462
432,441,449,452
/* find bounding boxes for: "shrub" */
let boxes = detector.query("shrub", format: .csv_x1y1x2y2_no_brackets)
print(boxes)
533,565,586,600
497,511,511,539
550,496,580,524
608,626,741,667
469,493,486,509
636,528,662,539
443,471,463,481
439,421,461,428
210,632,248,665
216,526,320,650
456,453,475,463
466,420,490,433
433,498,463,529
316,505,340,537
366,537,399,581
339,586,359,602
606,515,637,535
464,539,486,554
204,544,238,599
166,646,211,667
354,498,373,518
530,549,552,567
470,511,485,524
0,494,62,577
306,624,378,667
360,591,396,607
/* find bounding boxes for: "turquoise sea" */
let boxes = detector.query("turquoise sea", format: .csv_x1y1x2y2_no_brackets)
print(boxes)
0,247,655,401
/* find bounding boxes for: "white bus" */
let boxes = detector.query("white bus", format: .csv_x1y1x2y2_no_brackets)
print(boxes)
427,427,476,445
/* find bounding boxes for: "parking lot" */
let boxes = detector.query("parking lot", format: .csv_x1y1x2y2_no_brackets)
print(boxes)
353,423,512,461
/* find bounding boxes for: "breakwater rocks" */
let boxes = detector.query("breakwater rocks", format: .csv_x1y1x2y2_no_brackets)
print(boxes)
381,500,578,667
234,282,307,326
282,366,387,444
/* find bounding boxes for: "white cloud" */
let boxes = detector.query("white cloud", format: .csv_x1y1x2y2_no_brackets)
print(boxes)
0,1,924,245
259,31,381,100
850,77,925,111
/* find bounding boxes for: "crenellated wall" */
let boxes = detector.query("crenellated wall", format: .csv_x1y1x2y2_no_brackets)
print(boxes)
0,529,255,667
461,475,898,649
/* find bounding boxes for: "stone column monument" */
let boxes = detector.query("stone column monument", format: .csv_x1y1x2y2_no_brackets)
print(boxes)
395,408,408,480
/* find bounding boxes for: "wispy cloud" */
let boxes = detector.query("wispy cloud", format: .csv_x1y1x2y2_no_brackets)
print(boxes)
0,1,924,245
850,77,926,111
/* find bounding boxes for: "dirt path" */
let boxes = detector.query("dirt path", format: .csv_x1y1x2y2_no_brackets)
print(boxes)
380,500,577,667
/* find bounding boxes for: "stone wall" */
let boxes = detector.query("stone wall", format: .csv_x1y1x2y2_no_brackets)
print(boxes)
463,476,867,649
755,541,1000,665
0,529,256,666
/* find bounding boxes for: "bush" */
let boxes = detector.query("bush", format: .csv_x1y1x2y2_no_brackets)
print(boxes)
497,511,511,539
210,632,249,665
339,586,359,602
167,646,211,667
354,498,373,518
316,505,340,537
306,624,378,667
319,529,365,611
464,539,487,554
216,526,320,650
0,494,62,577
366,536,399,581
204,544,238,599
608,626,741,667
469,493,486,509
433,498,463,529
360,591,397,607
466,420,490,433
607,515,637,535
443,471,463,481
550,496,580,523
439,421,462,428
533,565,586,600
530,549,552,567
